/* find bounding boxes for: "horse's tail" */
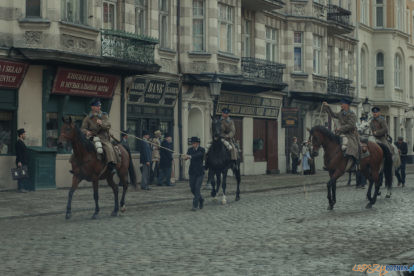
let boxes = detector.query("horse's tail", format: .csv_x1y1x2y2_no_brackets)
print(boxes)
378,143,393,189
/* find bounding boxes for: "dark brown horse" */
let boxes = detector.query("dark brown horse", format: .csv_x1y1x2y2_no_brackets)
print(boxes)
309,126,392,210
58,117,130,219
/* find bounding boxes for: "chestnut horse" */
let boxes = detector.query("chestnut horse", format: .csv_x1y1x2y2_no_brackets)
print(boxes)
58,117,130,219
309,126,392,210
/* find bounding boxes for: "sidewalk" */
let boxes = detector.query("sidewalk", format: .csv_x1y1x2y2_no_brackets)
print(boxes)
1,165,413,220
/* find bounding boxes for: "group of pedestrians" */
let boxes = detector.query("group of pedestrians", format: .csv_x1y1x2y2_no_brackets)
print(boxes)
290,137,315,175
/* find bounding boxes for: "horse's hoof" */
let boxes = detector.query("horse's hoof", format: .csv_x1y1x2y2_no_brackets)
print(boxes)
111,211,118,217
221,197,227,205
65,213,71,220
121,205,126,212
385,195,391,199
212,196,218,202
377,191,381,196
91,213,98,220
365,203,372,209
327,205,334,210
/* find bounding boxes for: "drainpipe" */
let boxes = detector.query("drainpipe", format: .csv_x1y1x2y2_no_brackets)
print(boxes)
177,0,184,180
355,2,360,117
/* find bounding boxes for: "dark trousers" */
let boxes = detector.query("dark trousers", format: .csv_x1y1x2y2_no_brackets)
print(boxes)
291,157,299,174
141,164,150,189
357,171,366,187
395,157,407,185
150,161,159,184
128,159,137,187
18,178,32,191
189,174,203,208
158,167,172,186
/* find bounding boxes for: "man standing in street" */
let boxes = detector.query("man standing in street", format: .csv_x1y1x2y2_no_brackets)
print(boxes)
121,130,137,188
15,128,31,192
159,133,174,186
140,130,152,190
395,137,408,187
183,137,205,211
150,130,162,185
290,137,300,174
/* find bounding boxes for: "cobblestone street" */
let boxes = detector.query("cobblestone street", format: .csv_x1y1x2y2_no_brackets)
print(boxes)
1,170,414,276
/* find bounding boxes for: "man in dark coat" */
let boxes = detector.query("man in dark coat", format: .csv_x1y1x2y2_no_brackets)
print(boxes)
159,133,174,186
15,128,31,192
395,137,408,187
140,130,152,190
183,136,205,211
290,137,300,174
121,130,137,188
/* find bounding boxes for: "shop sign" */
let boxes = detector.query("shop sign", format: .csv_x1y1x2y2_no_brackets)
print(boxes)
52,68,119,98
128,77,179,106
216,92,281,119
281,108,299,128
0,60,28,89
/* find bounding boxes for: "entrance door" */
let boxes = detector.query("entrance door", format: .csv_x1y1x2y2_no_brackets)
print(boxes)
266,120,278,173
253,119,279,173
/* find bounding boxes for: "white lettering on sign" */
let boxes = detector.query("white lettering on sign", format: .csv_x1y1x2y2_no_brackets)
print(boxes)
0,75,17,83
0,65,23,74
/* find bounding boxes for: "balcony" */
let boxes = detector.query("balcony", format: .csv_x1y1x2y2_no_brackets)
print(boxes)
101,29,158,66
327,4,354,35
327,76,353,96
241,0,284,11
241,57,286,89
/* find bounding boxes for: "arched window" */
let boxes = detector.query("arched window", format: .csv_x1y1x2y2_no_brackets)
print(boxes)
395,54,402,88
376,52,384,85
361,48,366,86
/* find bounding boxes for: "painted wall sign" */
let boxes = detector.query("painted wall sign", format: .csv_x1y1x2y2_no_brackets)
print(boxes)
52,68,119,98
216,92,282,119
281,108,299,128
128,77,179,106
0,60,29,89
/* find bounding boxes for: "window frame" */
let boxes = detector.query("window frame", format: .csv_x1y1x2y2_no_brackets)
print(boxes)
62,0,88,25
338,49,344,78
347,51,353,80
159,0,170,49
293,32,303,72
397,0,404,31
313,34,322,75
394,54,402,89
361,48,367,86
376,52,385,86
192,0,206,52
242,18,252,57
374,0,385,28
103,0,117,30
218,3,234,54
135,0,147,35
265,26,278,62
26,0,41,18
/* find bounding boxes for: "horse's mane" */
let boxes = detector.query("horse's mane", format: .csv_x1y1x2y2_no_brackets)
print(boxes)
75,125,96,153
310,125,340,145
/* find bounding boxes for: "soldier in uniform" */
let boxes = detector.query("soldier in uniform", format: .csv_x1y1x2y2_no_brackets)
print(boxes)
322,99,359,167
81,99,117,174
220,108,238,161
370,107,393,154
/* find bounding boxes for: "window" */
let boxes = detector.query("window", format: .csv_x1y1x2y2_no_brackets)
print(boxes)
328,46,333,75
361,48,366,86
375,0,384,27
135,0,147,35
410,66,413,98
376,52,384,85
103,1,116,30
62,0,87,25
397,0,403,31
242,19,251,57
313,35,322,74
26,0,41,17
360,0,368,24
127,118,173,152
193,0,205,52
159,0,170,48
218,4,233,53
348,51,353,80
0,111,13,155
266,27,278,62
338,49,344,77
395,54,402,88
293,32,303,72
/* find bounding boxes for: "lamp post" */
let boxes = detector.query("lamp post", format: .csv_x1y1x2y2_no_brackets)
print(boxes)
209,74,222,118
362,97,371,117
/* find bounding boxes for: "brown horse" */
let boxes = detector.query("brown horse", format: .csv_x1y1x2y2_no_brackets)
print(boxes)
309,126,392,210
58,117,130,219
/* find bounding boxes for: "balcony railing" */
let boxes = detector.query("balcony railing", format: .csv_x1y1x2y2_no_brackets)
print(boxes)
241,0,284,11
101,29,158,65
327,76,353,96
241,57,285,86
327,4,352,29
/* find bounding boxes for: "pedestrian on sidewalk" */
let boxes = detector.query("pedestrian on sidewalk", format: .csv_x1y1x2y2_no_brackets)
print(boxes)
290,137,300,174
150,130,162,185
301,141,312,175
140,130,152,191
15,128,31,193
182,136,205,211
159,133,174,186
121,130,137,188
395,137,408,187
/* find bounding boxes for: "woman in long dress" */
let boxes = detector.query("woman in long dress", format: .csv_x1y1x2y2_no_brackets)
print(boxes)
301,141,312,175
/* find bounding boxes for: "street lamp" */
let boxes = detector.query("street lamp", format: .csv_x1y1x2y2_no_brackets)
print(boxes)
362,97,371,115
209,74,222,117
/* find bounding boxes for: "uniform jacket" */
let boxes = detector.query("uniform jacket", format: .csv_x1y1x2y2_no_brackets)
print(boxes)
160,139,173,169
15,139,28,166
140,139,152,164
324,106,359,159
187,146,205,177
370,116,388,141
220,117,235,139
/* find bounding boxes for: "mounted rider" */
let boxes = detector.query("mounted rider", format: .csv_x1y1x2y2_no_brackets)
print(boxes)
370,106,394,154
220,108,238,161
322,99,359,168
81,99,117,174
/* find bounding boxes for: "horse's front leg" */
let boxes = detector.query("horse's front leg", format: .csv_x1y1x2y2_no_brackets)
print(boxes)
234,164,241,201
213,171,221,202
327,170,341,210
92,180,100,219
66,176,80,219
221,169,228,205
119,170,129,213
209,170,217,198
107,176,119,217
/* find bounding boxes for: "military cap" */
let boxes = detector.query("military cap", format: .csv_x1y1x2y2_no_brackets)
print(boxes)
17,128,26,136
165,133,172,138
190,136,200,143
121,129,129,137
221,108,231,114
142,130,150,136
371,107,380,113
90,98,102,106
340,98,351,105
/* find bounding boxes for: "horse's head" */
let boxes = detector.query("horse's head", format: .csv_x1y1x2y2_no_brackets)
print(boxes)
211,115,222,140
58,116,75,149
308,127,323,157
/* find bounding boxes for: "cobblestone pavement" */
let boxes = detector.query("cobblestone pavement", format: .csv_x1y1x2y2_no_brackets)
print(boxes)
1,172,414,276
